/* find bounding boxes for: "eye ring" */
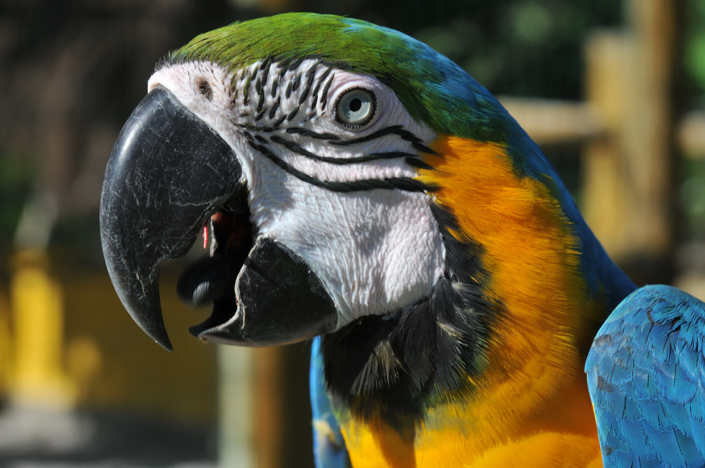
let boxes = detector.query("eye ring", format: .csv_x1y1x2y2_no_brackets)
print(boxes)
334,88,376,128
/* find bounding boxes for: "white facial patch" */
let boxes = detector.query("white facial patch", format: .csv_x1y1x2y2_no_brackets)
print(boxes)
148,60,446,327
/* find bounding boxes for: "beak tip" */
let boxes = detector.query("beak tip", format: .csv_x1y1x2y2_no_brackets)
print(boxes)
110,270,174,352
117,287,173,352
134,312,173,351
159,340,174,352
148,331,174,352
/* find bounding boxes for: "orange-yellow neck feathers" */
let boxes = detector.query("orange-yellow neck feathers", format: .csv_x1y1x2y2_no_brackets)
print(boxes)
340,135,607,467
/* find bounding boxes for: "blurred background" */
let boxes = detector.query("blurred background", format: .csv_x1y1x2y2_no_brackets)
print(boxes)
0,0,702,466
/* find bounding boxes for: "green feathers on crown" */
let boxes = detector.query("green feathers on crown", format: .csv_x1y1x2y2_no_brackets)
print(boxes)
166,13,516,143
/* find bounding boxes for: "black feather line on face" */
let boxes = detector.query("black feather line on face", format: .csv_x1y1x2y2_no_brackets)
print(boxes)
260,56,272,86
292,73,302,93
321,203,499,429
271,114,287,128
269,97,281,120
313,67,332,103
327,124,438,156
242,71,252,105
299,63,318,105
256,93,266,114
269,135,420,166
405,157,434,170
320,73,335,108
271,77,279,98
278,57,293,75
284,127,340,140
247,140,433,193
289,57,305,72
286,105,300,121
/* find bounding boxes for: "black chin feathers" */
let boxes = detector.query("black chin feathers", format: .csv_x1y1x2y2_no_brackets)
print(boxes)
321,202,500,426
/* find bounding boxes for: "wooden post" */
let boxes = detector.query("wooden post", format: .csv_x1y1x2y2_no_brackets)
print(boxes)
218,346,256,468
582,31,634,258
623,0,681,270
583,0,682,284
254,348,283,468
219,344,314,468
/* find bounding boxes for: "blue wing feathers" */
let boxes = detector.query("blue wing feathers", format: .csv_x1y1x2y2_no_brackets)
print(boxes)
310,336,352,468
586,285,705,467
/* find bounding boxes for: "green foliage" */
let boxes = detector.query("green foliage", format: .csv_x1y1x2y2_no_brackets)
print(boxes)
0,150,34,243
683,1,705,240
686,0,705,102
680,159,705,239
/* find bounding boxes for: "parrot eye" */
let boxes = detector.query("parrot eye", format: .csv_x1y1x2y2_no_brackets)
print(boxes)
335,88,376,128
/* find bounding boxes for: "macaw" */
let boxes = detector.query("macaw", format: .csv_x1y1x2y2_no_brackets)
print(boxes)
98,12,705,468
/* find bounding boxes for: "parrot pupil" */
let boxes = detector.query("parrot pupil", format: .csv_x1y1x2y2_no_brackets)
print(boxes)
349,99,362,112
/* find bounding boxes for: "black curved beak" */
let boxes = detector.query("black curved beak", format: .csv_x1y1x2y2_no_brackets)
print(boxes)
100,85,337,351
100,86,242,350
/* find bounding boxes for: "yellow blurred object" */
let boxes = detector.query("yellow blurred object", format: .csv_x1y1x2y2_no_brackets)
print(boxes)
66,336,103,395
3,248,217,423
61,262,217,424
0,289,12,396
10,250,75,407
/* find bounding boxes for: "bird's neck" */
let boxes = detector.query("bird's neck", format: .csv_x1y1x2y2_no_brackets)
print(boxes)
331,135,635,467
420,135,635,460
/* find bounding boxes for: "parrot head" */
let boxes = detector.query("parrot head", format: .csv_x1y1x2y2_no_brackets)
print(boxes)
102,13,505,346
102,13,629,424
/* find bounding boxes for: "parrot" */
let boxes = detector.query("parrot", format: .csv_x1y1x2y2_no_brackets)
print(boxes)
97,12,705,468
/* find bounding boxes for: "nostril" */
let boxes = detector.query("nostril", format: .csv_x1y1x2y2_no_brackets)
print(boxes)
197,78,213,101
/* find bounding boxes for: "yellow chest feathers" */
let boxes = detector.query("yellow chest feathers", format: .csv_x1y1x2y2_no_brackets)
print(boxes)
339,136,606,468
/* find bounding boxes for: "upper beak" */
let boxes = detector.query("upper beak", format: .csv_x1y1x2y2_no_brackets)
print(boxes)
100,85,338,351
99,86,243,350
